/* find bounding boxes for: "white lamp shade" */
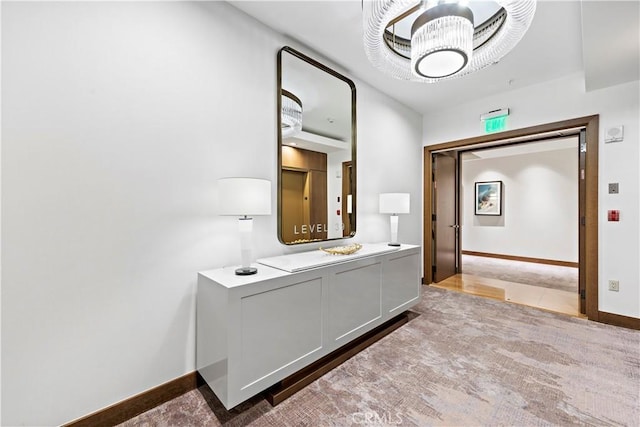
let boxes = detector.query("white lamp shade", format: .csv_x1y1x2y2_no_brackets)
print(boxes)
379,193,410,214
217,178,271,216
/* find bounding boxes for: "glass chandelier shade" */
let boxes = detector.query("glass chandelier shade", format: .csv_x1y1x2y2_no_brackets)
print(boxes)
411,3,474,79
363,0,537,83
281,89,303,138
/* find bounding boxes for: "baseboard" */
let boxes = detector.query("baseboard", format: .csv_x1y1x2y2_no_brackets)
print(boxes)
63,372,201,427
598,311,640,330
462,250,578,268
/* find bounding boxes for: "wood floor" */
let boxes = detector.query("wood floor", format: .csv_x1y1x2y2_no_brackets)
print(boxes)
431,273,583,318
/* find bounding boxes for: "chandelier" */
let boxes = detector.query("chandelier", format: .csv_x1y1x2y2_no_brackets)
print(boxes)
281,89,303,138
363,0,537,82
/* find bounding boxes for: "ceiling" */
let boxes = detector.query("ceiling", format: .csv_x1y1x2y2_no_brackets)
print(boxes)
229,0,640,115
462,136,578,161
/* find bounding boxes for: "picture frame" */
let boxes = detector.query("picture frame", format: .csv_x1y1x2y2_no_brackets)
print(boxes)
475,181,502,216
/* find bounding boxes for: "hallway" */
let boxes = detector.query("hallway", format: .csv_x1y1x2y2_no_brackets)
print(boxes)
431,256,581,317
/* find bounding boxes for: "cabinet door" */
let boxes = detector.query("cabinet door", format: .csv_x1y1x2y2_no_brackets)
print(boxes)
238,277,324,391
328,260,382,347
383,251,421,315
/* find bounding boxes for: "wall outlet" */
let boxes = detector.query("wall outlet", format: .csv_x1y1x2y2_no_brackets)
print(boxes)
608,280,619,292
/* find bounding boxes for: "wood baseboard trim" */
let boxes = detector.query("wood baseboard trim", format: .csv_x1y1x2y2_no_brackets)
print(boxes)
598,311,640,330
462,250,579,268
265,312,410,406
63,371,201,427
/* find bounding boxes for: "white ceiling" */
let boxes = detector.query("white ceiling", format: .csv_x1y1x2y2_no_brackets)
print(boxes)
462,135,578,161
230,0,640,115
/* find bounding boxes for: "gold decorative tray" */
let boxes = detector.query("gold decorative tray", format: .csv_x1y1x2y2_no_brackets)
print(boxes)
319,243,362,255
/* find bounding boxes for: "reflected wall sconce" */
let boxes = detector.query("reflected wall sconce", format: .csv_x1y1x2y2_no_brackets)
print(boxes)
379,193,410,247
218,177,271,275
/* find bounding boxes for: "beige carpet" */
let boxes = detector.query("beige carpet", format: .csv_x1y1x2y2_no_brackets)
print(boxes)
121,286,639,426
462,254,579,293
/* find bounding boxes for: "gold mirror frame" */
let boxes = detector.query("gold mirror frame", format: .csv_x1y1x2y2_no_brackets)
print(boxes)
277,46,357,245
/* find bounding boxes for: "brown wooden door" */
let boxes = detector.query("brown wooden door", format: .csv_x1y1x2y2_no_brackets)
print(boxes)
433,152,459,283
282,169,308,242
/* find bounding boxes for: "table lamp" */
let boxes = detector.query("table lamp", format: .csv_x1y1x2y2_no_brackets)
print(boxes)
218,177,271,275
379,193,410,246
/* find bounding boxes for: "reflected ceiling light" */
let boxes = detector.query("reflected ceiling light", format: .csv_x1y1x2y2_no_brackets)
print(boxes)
281,89,303,138
363,0,537,82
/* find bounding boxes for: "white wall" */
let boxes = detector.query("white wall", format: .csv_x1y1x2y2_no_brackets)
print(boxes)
424,73,640,319
462,148,579,262
0,2,3,422
1,2,423,425
356,88,423,245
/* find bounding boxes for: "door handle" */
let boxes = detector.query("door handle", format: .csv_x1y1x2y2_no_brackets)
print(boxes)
449,225,460,229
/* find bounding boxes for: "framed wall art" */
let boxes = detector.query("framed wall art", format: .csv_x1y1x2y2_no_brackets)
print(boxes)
475,181,502,216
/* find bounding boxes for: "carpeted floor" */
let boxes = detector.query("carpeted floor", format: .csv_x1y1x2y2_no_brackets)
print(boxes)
462,254,579,293
120,286,639,426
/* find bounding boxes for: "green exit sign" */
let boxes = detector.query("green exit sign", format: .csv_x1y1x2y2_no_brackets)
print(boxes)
484,116,507,133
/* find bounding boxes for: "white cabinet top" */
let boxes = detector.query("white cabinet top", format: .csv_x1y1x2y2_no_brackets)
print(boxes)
199,243,419,288
198,263,288,288
258,243,418,273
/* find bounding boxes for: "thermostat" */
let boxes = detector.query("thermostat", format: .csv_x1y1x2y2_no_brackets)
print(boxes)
605,125,624,143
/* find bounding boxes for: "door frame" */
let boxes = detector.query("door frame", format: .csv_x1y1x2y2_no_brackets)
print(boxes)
423,115,599,321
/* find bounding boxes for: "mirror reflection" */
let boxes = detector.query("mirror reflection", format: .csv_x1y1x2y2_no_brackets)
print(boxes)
278,46,356,245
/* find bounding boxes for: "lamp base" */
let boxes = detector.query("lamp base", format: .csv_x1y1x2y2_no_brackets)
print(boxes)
388,243,401,247
235,267,257,276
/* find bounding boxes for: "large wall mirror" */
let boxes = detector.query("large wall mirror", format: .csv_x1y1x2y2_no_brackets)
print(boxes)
277,46,357,245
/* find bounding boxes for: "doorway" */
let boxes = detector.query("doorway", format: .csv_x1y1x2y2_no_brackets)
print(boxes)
423,116,599,320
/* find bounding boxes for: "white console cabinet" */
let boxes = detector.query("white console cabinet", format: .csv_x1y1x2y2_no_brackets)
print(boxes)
196,243,420,409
